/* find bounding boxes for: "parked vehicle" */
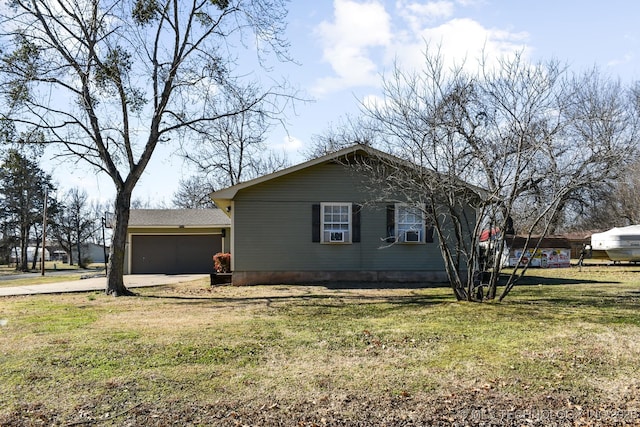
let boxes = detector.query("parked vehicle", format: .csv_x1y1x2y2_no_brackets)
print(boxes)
590,225,640,262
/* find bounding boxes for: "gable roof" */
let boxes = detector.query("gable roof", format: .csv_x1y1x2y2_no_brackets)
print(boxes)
128,209,230,228
210,144,487,214
210,144,373,200
210,144,416,213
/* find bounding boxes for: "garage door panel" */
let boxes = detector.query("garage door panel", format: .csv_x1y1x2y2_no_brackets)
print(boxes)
132,235,222,274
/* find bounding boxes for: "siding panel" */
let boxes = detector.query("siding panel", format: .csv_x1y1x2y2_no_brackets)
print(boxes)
233,162,449,273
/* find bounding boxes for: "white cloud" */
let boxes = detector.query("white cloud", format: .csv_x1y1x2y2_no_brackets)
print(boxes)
392,18,529,73
396,1,454,33
361,93,387,110
455,0,485,6
312,0,392,96
312,1,529,96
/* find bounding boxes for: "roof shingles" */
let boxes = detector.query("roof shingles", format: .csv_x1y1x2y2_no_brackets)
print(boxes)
128,209,230,227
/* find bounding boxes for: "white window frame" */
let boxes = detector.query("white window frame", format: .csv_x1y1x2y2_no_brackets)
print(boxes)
321,202,352,244
395,203,425,244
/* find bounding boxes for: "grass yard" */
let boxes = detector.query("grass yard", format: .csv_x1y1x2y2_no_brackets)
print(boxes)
0,263,105,288
1,266,640,426
0,262,85,274
0,274,85,288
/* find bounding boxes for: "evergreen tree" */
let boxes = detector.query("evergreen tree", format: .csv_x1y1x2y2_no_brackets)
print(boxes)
0,149,55,271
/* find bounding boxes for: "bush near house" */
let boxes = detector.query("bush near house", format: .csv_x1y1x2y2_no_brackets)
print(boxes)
213,252,231,273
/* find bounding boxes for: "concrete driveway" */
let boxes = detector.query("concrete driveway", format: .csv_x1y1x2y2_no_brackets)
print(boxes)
0,274,208,297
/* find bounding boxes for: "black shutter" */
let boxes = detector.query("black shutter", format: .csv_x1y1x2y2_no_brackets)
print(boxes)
425,225,434,243
352,204,361,243
386,204,395,243
312,204,321,242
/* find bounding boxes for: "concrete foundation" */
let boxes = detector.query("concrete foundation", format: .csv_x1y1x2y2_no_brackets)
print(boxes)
231,270,451,286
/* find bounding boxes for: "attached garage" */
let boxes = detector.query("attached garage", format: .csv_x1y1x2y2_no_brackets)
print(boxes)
125,209,231,275
131,234,223,274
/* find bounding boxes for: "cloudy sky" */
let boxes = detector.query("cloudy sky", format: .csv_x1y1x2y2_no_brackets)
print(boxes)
278,0,640,149
59,0,640,205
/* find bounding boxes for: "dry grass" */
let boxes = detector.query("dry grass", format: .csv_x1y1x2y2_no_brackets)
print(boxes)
0,274,85,288
1,266,640,426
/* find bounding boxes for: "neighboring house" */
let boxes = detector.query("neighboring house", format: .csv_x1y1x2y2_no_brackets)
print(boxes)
10,247,50,263
211,145,475,286
48,244,105,264
71,242,109,264
124,209,231,274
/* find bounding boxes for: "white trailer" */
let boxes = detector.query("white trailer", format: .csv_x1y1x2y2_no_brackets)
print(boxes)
590,225,640,262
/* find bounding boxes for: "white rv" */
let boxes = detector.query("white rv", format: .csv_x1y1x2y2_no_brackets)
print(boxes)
590,225,640,262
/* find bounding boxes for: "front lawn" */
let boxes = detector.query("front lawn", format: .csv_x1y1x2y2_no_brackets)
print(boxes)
1,265,639,426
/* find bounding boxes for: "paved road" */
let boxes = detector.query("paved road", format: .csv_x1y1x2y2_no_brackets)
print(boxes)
0,269,96,281
0,274,209,296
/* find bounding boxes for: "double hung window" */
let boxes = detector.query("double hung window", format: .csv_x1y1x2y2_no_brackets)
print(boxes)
395,204,425,243
321,203,351,243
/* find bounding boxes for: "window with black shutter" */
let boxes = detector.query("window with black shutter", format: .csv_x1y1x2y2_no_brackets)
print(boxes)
312,204,321,242
312,203,360,244
352,204,361,243
386,204,395,243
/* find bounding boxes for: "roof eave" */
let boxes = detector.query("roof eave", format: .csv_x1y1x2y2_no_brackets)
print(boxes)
211,198,233,217
209,144,372,203
208,143,488,204
128,224,230,229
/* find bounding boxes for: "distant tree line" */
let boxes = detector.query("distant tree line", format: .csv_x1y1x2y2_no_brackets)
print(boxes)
0,148,110,271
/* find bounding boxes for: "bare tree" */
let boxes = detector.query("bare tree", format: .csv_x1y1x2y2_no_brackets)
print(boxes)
303,115,377,160
182,84,289,189
87,199,112,244
514,68,639,235
0,0,294,295
173,175,216,209
129,197,169,209
571,82,640,230
605,160,640,226
346,46,638,302
51,188,97,267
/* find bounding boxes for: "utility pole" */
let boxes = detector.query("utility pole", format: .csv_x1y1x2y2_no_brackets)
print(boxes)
101,215,107,273
41,188,48,276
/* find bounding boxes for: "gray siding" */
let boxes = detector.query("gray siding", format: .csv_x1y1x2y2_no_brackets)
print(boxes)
233,162,448,273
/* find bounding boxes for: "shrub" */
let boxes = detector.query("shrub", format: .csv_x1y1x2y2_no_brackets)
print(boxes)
213,252,231,273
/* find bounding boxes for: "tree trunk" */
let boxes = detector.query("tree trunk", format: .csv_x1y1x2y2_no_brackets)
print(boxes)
19,226,29,272
76,240,84,268
31,239,40,271
105,190,136,296
66,240,74,265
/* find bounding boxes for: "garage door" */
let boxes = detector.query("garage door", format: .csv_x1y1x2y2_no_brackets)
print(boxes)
131,234,222,274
